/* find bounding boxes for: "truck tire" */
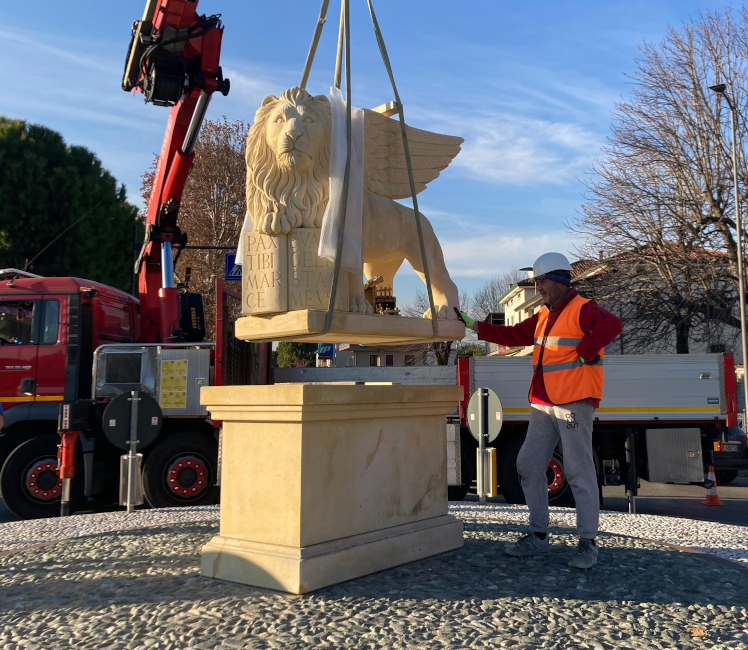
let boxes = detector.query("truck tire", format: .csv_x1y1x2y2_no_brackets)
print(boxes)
498,433,575,508
0,435,84,519
142,433,219,508
715,470,738,485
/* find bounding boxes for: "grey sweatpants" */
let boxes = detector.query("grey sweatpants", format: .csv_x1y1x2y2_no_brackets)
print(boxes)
516,400,599,539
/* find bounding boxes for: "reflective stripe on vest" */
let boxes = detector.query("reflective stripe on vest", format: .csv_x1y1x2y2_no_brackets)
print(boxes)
533,337,584,347
532,294,604,403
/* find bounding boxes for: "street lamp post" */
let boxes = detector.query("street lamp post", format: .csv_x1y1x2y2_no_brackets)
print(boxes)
710,82,748,427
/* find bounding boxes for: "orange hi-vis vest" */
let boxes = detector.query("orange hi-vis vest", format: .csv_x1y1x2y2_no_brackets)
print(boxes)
532,294,604,404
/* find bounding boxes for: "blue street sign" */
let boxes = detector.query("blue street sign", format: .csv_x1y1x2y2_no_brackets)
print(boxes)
318,343,334,357
225,253,241,281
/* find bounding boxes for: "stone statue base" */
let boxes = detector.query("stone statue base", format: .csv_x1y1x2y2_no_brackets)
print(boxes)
235,310,465,344
199,384,464,594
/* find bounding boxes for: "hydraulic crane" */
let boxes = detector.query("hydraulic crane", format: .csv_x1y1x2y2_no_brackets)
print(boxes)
123,0,230,343
0,0,269,520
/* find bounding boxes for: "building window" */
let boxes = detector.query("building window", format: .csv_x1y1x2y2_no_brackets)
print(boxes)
385,354,394,366
369,354,378,366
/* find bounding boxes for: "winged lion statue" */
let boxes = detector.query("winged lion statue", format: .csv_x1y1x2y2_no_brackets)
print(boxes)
245,86,463,319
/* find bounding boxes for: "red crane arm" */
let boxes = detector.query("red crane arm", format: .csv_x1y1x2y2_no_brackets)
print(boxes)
123,0,229,343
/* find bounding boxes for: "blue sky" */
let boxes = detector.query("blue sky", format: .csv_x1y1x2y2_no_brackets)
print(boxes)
0,0,731,307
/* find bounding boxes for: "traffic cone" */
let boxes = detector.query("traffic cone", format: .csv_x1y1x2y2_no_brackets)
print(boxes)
701,466,725,506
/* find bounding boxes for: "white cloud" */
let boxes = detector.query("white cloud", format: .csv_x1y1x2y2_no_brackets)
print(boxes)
392,205,578,279
413,108,603,187
440,229,578,278
0,28,118,74
220,66,290,115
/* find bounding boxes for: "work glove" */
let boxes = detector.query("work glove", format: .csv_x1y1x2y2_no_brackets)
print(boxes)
581,354,601,365
453,308,476,330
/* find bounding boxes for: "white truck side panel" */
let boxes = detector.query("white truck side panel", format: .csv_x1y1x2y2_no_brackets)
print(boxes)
473,354,726,422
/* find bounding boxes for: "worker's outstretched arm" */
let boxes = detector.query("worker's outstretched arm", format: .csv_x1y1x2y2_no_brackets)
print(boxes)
471,312,538,347
577,302,622,361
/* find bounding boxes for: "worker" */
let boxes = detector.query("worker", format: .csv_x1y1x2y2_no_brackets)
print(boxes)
457,252,622,569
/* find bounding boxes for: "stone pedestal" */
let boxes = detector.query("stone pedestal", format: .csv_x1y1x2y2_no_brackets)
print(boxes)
200,384,464,594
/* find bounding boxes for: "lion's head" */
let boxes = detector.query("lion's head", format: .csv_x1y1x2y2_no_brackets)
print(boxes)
246,87,331,234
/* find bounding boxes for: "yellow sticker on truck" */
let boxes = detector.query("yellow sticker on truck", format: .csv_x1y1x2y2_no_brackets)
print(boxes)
160,359,188,409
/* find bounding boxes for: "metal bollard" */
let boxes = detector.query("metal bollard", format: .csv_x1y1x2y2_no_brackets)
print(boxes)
624,426,637,514
478,388,488,504
126,391,140,514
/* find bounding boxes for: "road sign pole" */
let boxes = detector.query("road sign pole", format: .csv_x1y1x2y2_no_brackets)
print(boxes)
478,387,488,504
126,391,140,514
466,386,504,504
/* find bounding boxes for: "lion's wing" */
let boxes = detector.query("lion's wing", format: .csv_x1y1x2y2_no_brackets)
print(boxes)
363,109,463,200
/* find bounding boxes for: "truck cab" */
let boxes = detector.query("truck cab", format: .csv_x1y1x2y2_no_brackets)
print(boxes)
0,270,139,444
0,270,146,518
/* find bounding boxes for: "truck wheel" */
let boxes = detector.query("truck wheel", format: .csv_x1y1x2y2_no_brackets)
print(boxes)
715,470,738,485
498,434,575,508
142,433,219,508
0,435,83,519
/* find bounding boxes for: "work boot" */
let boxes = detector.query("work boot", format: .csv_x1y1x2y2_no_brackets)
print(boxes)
568,538,598,569
504,530,550,557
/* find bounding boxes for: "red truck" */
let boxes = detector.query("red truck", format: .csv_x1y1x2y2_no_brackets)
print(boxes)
0,0,264,519
0,270,261,519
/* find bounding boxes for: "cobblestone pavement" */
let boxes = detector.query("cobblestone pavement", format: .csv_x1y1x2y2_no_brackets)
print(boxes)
3,503,747,568
2,518,747,650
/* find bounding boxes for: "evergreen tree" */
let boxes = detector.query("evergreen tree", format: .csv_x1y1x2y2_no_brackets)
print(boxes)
276,342,318,368
0,117,140,291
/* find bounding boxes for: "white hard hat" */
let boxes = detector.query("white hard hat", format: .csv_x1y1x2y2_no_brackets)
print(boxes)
527,252,573,279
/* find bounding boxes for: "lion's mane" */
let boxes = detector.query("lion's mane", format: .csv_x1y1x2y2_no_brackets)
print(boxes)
246,87,331,231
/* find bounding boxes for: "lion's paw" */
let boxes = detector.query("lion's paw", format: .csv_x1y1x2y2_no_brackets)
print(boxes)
350,297,374,314
257,211,291,235
423,304,458,320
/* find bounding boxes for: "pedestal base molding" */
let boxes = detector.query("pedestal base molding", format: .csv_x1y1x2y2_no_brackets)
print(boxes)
202,515,463,594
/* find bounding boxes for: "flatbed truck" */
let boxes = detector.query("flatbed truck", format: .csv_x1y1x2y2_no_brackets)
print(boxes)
275,353,748,504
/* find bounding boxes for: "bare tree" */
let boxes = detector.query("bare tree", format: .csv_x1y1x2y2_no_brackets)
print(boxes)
571,9,748,354
471,268,528,322
401,288,471,365
141,117,248,337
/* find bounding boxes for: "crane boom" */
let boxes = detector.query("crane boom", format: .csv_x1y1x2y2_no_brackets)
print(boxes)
123,0,230,343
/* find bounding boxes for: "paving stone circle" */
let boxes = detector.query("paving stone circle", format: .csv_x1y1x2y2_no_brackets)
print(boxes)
1,517,747,649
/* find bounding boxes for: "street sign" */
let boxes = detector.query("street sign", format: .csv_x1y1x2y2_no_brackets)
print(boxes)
102,391,162,451
466,387,503,443
318,343,334,357
225,253,241,281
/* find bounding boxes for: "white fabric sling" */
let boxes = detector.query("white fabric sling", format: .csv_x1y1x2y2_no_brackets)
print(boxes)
235,210,252,264
317,86,364,274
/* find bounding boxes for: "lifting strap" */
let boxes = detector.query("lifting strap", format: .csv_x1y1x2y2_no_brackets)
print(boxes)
299,0,330,90
296,0,440,342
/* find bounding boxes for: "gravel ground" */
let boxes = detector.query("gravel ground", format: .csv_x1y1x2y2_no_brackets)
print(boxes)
1,519,747,650
1,503,746,569
0,506,219,554
449,504,748,568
